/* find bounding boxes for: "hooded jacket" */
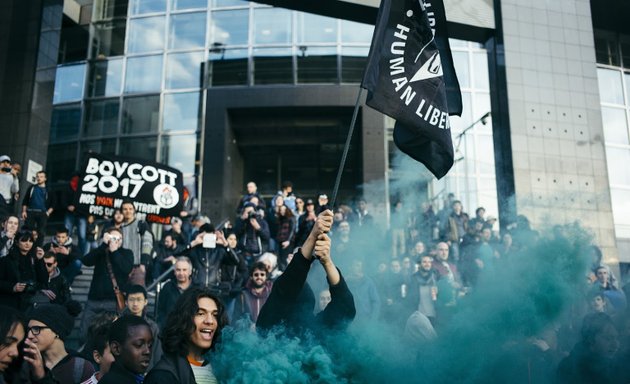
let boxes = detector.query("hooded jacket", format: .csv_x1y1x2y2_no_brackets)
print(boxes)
43,237,81,271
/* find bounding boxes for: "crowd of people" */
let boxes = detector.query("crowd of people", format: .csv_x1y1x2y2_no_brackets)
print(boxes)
0,158,629,382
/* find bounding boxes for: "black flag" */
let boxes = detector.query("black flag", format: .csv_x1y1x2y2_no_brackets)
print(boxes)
362,0,462,179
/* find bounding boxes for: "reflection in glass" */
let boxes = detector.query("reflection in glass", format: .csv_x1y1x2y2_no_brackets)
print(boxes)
473,93,492,133
130,0,166,15
93,0,128,21
212,0,246,7
161,134,198,175
340,20,373,44
607,147,630,185
128,16,165,53
80,140,117,166
253,47,293,85
84,99,120,137
46,143,78,182
341,47,368,83
452,51,469,88
53,64,86,104
125,55,163,93
166,51,205,89
88,59,123,97
50,105,81,142
597,68,624,105
121,95,160,134
601,107,629,145
253,8,291,45
298,13,337,44
169,12,206,49
119,136,158,161
473,52,489,89
163,92,201,132
297,46,337,84
211,10,249,46
209,48,248,86
91,20,126,58
173,0,207,10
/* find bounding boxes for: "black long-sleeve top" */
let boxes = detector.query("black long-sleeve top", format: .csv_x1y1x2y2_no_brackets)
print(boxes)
82,243,134,301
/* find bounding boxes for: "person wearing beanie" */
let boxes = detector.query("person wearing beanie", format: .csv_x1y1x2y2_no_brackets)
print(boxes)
24,301,95,383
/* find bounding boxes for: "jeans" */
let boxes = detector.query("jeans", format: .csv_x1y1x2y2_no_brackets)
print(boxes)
64,213,88,255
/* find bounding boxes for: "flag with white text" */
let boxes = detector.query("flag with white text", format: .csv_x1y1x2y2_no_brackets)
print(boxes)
362,0,462,179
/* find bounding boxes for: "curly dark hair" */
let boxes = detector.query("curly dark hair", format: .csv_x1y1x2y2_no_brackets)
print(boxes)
160,287,227,356
0,305,25,351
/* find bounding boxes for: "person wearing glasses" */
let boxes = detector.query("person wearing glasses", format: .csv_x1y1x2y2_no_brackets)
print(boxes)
232,262,273,328
23,302,94,383
79,227,134,345
0,230,48,310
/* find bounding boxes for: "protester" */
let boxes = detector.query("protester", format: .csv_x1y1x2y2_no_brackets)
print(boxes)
0,305,25,383
0,215,19,258
120,201,154,286
144,287,228,384
80,319,115,384
123,285,162,369
43,226,82,285
99,315,153,384
25,301,95,383
21,171,55,246
37,251,71,305
157,257,194,330
0,156,19,222
232,262,273,327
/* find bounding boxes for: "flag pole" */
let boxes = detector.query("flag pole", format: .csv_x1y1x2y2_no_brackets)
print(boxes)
330,87,363,209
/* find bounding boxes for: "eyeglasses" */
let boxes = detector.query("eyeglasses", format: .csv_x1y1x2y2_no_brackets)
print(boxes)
110,236,122,242
127,297,146,303
27,326,50,335
45,262,55,267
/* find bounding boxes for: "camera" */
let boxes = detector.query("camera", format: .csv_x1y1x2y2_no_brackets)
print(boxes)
1,167,11,173
248,211,259,220
23,281,37,294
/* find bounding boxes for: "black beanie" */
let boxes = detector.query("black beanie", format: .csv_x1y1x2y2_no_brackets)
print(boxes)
28,301,81,340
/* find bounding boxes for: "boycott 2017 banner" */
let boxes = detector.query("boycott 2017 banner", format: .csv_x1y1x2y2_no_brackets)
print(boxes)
77,153,184,224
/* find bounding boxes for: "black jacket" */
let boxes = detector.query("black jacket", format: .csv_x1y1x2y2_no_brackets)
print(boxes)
99,361,141,384
256,250,356,334
43,238,81,271
82,243,134,301
144,353,195,384
157,281,193,330
189,246,241,291
0,248,48,310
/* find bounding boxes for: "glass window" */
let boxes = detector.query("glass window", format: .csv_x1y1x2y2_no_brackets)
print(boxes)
253,8,292,45
91,20,126,58
127,16,165,53
607,147,630,185
163,92,201,131
53,64,86,104
211,10,249,46
341,46,368,83
80,139,117,166
47,143,78,181
340,20,373,44
473,52,489,89
88,59,123,97
601,107,629,145
473,93,492,133
121,95,160,134
450,92,472,133
165,51,205,89
476,134,495,174
129,0,166,15
209,48,248,86
449,39,468,48
297,46,337,84
597,68,624,105
253,47,293,85
298,13,337,44
160,134,198,175
452,51,470,88
594,33,620,67
119,136,158,160
169,12,207,49
172,0,207,10
621,39,630,68
212,0,246,7
611,188,630,226
50,105,81,142
125,55,163,93
93,0,128,21
84,99,120,137
625,73,630,104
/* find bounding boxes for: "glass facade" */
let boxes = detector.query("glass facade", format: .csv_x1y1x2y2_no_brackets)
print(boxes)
596,32,630,238
49,0,374,185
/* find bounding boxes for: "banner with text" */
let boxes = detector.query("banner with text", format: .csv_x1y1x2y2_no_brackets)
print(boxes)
77,153,184,224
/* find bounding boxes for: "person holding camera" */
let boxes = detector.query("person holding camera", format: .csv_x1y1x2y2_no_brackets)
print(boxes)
0,215,19,258
0,156,19,221
79,227,134,345
234,202,270,260
0,230,48,311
